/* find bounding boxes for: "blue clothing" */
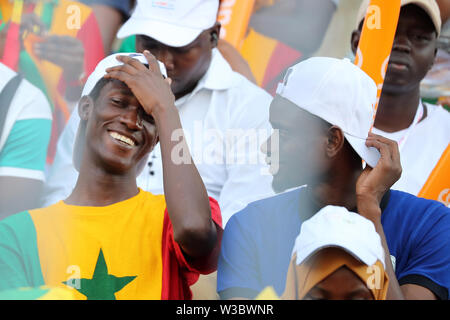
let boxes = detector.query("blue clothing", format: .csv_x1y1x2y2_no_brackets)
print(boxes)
217,188,450,300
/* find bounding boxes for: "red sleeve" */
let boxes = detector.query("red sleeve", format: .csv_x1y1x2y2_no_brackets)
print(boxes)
160,197,223,300
76,12,105,79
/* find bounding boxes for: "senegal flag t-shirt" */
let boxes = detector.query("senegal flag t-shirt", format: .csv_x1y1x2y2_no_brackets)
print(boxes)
0,189,222,300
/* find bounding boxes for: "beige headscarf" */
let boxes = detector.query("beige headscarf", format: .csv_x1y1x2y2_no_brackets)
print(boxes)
282,247,389,300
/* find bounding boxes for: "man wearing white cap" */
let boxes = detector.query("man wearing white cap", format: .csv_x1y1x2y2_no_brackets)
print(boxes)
218,57,450,300
351,0,450,197
0,52,222,299
43,0,274,227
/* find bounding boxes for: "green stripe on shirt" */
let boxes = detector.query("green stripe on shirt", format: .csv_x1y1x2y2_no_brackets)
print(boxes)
0,211,45,291
0,119,51,171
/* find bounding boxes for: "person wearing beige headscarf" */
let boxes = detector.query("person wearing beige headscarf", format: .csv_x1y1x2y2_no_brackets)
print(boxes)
281,205,389,300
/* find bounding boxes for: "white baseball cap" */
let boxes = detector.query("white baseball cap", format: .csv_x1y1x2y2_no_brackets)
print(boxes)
276,57,380,168
293,205,386,268
117,0,219,47
356,0,441,36
74,52,167,173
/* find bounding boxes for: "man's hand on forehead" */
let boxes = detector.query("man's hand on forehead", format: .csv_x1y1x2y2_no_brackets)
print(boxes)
104,51,175,119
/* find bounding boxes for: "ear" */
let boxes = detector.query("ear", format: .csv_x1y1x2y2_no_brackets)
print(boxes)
78,96,94,122
209,22,221,48
326,126,345,159
350,30,361,56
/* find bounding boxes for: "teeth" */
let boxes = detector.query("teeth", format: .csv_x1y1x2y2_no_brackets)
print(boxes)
109,131,135,146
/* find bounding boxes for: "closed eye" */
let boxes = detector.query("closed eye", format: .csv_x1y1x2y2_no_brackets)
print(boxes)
110,98,125,107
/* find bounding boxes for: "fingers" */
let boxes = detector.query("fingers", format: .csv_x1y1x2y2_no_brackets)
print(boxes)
143,50,164,77
103,69,133,83
106,63,140,76
365,133,402,178
115,55,148,72
34,37,84,59
366,132,400,163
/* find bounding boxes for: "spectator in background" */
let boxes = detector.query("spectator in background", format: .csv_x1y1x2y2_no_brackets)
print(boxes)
0,0,104,163
282,206,389,300
0,61,52,220
79,0,135,54
218,57,450,300
422,0,450,108
351,0,450,197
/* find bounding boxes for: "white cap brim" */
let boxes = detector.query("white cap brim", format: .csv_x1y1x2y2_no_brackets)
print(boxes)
296,241,384,269
117,17,204,47
344,133,380,168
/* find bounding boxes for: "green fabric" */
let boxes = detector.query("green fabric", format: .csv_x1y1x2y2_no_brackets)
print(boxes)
41,0,58,30
0,287,49,300
0,22,5,33
0,119,52,171
18,51,54,110
63,249,136,300
117,35,136,53
422,97,450,111
0,211,45,291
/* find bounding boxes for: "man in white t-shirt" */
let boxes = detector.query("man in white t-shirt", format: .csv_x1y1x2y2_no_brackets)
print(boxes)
0,62,52,219
351,0,450,196
42,0,274,226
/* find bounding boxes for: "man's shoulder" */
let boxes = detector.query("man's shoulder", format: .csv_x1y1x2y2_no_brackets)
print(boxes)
0,210,35,241
140,190,166,207
228,187,303,227
0,64,52,119
423,103,450,128
385,190,449,222
210,50,272,101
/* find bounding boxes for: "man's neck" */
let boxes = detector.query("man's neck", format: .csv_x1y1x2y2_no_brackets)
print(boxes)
374,88,422,133
65,165,139,207
308,167,363,213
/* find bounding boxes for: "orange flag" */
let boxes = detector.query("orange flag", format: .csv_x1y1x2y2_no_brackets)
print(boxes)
354,0,401,115
218,0,255,49
418,145,450,206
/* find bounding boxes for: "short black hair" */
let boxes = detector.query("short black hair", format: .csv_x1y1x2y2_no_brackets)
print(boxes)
88,78,112,102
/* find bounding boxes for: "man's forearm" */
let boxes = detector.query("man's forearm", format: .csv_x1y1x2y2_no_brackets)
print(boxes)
155,106,217,258
357,198,404,300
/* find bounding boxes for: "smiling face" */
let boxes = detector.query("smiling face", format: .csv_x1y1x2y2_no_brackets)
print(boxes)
80,79,158,175
303,266,374,300
136,24,219,100
261,96,329,193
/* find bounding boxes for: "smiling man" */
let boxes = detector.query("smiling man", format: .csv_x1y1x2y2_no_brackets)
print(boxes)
0,52,222,300
351,0,450,196
43,0,274,227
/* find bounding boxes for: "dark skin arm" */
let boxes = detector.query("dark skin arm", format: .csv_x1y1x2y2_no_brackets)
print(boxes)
356,133,438,300
104,51,218,260
0,177,43,220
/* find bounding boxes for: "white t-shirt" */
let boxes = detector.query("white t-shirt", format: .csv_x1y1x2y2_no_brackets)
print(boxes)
42,49,275,225
0,63,52,182
372,103,450,196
